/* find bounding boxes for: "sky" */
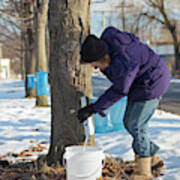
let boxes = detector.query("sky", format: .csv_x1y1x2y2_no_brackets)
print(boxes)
0,77,180,179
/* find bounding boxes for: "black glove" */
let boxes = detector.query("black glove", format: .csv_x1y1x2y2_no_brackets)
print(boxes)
77,104,96,123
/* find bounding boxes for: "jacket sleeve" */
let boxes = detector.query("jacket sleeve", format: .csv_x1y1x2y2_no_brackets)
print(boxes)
93,64,139,116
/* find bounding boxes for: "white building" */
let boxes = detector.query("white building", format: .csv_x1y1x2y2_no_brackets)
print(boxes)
0,58,11,79
91,0,137,36
151,44,175,74
91,0,123,36
151,45,174,56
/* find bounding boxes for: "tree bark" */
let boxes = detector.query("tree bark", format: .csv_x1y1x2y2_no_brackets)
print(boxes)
170,28,180,73
34,0,49,106
20,1,36,97
47,0,92,166
26,26,36,97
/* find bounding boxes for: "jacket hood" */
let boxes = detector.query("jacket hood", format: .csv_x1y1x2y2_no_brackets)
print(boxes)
100,26,139,57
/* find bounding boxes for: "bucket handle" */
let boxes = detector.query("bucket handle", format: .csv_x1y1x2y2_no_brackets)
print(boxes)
63,156,106,178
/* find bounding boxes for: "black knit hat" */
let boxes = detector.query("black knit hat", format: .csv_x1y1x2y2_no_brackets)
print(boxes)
80,35,108,63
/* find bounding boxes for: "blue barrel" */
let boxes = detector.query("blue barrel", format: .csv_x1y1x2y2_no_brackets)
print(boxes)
91,96,127,133
36,72,49,96
27,74,35,89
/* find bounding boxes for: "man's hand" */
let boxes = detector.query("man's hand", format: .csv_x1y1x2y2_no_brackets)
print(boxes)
77,104,96,123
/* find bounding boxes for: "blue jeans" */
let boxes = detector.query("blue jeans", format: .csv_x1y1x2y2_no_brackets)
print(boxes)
123,99,160,157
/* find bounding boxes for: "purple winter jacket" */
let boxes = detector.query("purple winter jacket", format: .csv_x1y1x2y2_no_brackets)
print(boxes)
93,26,170,115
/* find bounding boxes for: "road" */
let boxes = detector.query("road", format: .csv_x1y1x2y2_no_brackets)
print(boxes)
160,81,180,115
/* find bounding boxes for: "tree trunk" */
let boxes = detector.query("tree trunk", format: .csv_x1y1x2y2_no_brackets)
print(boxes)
20,1,30,95
20,1,36,97
170,29,180,74
35,0,49,106
47,0,92,166
142,0,180,75
26,27,36,97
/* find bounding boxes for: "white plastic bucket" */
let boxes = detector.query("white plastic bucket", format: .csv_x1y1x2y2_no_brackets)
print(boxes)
63,145,105,180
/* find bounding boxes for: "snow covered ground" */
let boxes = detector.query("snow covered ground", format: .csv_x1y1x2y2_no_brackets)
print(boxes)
0,80,51,161
0,79,180,179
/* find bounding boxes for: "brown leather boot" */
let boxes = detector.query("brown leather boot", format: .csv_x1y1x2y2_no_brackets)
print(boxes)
151,154,164,172
134,154,164,172
133,154,139,173
130,157,153,180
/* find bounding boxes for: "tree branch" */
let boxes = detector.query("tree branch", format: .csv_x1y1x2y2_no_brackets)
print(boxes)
141,12,165,25
147,0,159,8
0,39,32,53
0,9,34,21
0,41,22,58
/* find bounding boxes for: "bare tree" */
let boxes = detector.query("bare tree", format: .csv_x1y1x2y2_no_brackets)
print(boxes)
0,0,35,93
142,0,180,73
115,1,152,40
0,2,22,59
47,0,92,165
33,0,49,106
0,0,49,103
21,1,36,97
